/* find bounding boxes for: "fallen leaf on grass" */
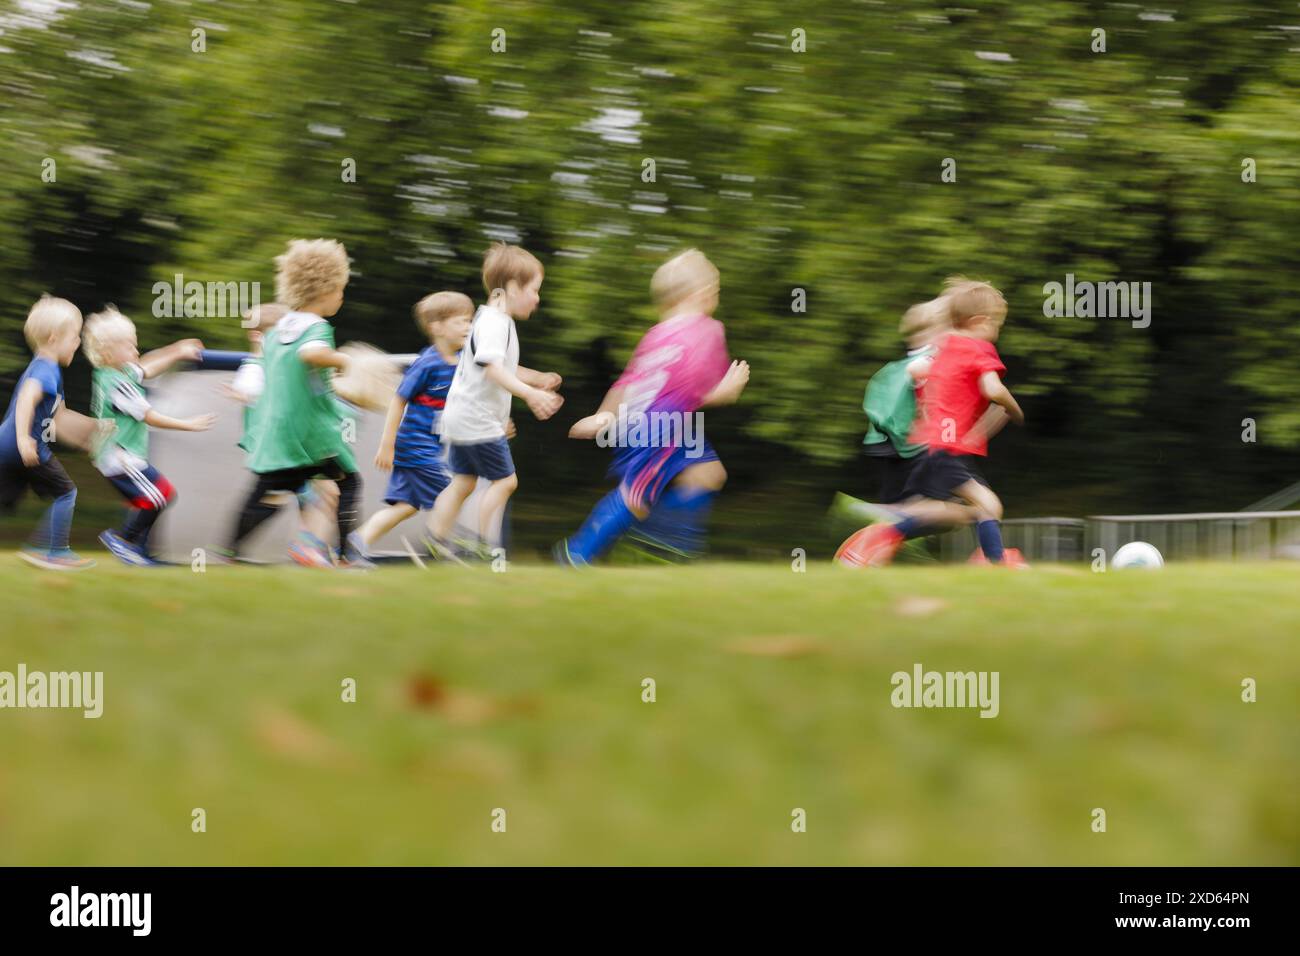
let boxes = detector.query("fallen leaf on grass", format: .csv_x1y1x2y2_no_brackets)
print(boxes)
253,706,354,769
724,636,820,658
404,673,537,725
893,596,948,618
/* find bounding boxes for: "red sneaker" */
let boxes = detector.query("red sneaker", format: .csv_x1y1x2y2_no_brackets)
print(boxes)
1000,547,1031,570
970,546,1030,569
835,524,904,568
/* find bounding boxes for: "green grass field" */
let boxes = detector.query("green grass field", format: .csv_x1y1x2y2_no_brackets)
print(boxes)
1,557,1296,865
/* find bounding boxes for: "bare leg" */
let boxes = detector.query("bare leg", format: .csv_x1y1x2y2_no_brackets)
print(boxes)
303,479,339,544
671,459,727,492
429,474,478,540
476,473,519,544
356,502,417,548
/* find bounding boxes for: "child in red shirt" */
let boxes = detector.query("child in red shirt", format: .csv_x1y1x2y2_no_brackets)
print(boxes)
836,277,1025,567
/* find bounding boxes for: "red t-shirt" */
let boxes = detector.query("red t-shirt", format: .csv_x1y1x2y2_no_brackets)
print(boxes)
912,334,1007,456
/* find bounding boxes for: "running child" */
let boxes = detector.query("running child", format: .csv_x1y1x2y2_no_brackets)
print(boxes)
427,243,563,561
226,238,369,568
555,248,749,566
227,301,340,568
83,308,215,565
0,296,95,570
349,291,473,558
836,277,1025,568
829,294,949,535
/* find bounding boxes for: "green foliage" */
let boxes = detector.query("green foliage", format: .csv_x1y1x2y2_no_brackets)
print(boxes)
2,1,1299,516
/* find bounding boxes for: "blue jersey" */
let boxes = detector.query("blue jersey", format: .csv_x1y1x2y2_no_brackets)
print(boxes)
393,346,457,468
0,357,63,467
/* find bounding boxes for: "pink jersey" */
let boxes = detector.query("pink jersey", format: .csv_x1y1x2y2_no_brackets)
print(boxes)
615,313,730,415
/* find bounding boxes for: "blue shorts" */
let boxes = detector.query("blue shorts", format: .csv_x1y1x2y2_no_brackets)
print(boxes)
385,464,450,510
447,438,515,482
612,439,719,514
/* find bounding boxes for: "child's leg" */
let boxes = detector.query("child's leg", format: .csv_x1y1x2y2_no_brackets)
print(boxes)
229,470,299,554
302,480,339,544
117,467,177,552
429,474,478,540
633,460,727,559
955,480,1005,562
357,503,417,548
560,486,641,565
334,470,363,546
475,473,517,545
29,458,78,552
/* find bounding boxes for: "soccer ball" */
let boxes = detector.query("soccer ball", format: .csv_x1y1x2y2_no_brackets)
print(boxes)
1112,541,1164,570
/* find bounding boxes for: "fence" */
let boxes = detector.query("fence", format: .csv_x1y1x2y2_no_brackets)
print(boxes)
937,512,1300,564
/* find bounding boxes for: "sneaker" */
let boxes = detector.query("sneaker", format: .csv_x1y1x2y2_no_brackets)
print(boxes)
969,547,1030,569
452,535,494,563
338,534,376,572
835,524,904,568
336,553,376,572
423,534,467,566
18,546,96,571
288,533,334,569
624,527,694,564
552,539,589,568
99,529,153,567
1000,547,1031,570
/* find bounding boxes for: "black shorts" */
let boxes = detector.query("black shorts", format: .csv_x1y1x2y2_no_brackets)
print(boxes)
0,455,77,511
875,454,923,505
250,459,355,492
903,449,988,502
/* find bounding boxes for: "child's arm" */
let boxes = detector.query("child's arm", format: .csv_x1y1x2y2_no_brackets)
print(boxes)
978,371,1024,425
300,347,350,371
12,378,45,466
139,338,204,379
483,361,563,420
224,360,264,405
373,395,408,472
569,385,627,440
700,360,750,408
516,366,563,391
144,409,216,432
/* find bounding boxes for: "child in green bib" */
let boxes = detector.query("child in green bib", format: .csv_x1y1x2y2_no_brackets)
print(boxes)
226,239,370,568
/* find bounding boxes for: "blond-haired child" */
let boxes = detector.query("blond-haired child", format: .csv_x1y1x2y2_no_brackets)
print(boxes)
555,248,749,565
227,301,341,567
83,307,213,565
226,238,369,567
0,296,95,569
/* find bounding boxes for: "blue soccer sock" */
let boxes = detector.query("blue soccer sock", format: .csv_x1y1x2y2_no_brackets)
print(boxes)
977,519,1005,562
564,489,638,564
894,515,926,539
31,489,76,552
633,486,717,558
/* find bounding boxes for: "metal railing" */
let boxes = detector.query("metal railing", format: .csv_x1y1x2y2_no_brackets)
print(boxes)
937,512,1300,563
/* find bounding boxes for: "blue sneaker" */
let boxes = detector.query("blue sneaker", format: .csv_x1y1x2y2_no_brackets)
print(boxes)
552,540,589,568
19,545,95,571
99,530,153,567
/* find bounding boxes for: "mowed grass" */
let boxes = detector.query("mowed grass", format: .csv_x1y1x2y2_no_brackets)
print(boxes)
0,557,1296,866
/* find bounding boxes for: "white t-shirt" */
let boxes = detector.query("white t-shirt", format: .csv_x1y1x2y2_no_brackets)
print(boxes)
440,303,519,443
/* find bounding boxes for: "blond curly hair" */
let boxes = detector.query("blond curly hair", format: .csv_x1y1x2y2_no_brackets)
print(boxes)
275,239,350,310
